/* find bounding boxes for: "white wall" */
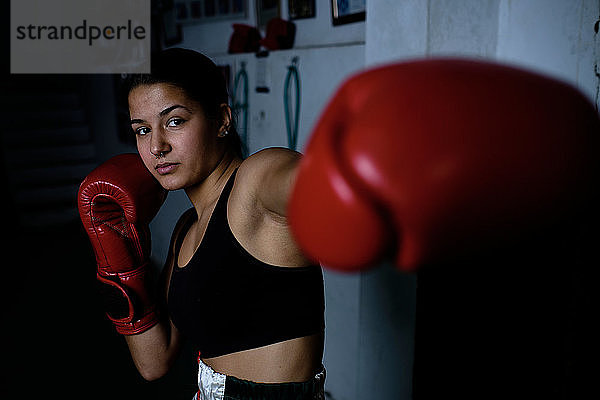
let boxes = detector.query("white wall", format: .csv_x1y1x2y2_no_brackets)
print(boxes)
496,0,599,106
212,45,366,152
366,0,500,64
366,0,599,104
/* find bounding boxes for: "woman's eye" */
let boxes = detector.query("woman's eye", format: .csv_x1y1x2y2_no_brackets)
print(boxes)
135,126,151,136
167,118,185,128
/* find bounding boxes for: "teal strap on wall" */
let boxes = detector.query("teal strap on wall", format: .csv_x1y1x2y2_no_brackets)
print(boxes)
232,61,249,156
284,57,300,151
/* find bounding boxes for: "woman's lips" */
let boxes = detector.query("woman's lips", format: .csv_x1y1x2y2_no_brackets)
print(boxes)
155,162,179,175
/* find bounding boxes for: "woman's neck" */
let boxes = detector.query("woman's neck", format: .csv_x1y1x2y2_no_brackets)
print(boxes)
184,150,242,216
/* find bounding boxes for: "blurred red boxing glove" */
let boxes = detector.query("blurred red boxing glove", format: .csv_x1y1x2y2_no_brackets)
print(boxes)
289,59,599,272
78,154,167,334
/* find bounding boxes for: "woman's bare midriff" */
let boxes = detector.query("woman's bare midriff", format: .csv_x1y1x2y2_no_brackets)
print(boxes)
202,332,324,383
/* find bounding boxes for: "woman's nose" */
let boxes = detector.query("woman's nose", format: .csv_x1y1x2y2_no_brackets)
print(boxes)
150,129,171,157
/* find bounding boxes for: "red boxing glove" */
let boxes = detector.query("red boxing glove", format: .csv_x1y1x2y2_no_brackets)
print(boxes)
289,59,599,272
78,153,167,334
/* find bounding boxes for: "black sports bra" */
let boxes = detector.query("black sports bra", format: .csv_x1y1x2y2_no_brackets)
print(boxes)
168,169,325,358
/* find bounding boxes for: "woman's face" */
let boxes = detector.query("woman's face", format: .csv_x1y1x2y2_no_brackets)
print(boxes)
129,83,224,191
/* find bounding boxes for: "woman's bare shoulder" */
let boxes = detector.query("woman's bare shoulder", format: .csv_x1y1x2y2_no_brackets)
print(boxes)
234,147,301,215
237,147,300,182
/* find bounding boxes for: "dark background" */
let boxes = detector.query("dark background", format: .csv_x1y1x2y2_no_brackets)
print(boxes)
1,2,197,399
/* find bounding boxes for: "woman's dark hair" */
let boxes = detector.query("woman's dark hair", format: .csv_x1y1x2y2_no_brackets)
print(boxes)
126,48,244,158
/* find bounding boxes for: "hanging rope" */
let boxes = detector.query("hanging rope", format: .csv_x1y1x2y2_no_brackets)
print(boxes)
284,57,300,151
232,61,249,156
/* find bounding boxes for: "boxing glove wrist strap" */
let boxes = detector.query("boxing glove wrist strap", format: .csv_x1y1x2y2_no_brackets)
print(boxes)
97,262,158,335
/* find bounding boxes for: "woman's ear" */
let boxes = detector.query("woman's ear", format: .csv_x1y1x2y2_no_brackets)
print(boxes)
217,104,232,137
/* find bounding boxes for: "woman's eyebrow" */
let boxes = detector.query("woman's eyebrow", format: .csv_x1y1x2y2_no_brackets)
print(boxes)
130,104,193,125
159,104,192,116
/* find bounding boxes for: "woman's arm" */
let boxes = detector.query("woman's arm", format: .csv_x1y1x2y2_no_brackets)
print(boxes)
123,209,194,380
124,317,180,381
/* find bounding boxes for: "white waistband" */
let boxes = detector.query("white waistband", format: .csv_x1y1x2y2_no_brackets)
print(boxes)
194,359,226,400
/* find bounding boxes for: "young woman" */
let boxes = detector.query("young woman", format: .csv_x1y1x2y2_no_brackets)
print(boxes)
125,48,325,399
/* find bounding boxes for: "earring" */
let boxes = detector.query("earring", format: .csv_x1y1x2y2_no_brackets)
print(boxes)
218,129,229,138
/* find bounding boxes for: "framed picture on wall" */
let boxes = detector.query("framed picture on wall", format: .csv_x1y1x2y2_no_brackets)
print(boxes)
331,0,365,26
288,0,315,20
175,0,247,24
256,0,280,29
